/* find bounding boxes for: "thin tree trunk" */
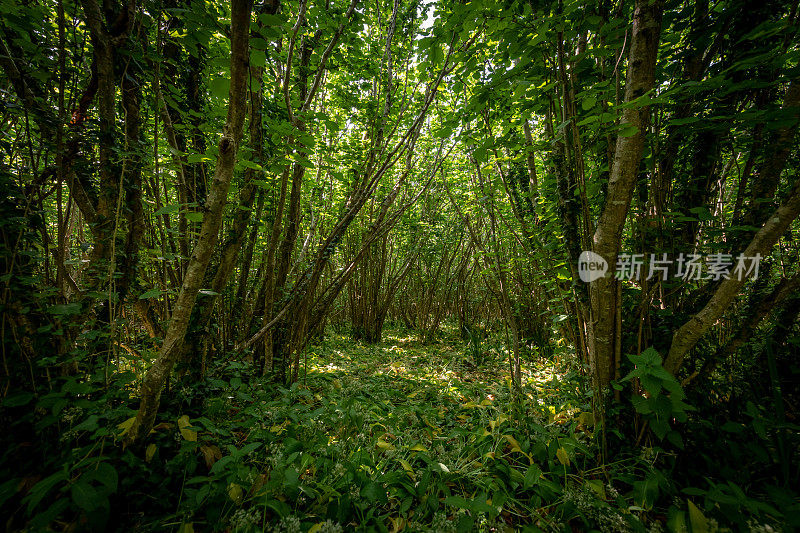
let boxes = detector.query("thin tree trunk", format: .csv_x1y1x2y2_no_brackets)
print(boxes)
125,0,252,444
588,0,662,388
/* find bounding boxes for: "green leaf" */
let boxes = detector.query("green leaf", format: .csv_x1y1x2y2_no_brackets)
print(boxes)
25,471,67,514
209,77,230,99
178,415,198,441
250,48,266,66
687,499,708,533
523,463,542,488
361,481,387,503
666,507,688,533
139,288,163,300
91,463,118,492
641,374,662,396
3,391,34,407
444,495,494,513
71,480,98,511
47,303,81,316
631,394,652,414
73,415,99,432
283,468,300,490
667,430,684,449
259,13,283,25
186,153,211,163
154,204,180,216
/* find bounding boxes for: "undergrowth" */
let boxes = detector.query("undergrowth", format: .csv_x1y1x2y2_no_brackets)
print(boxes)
1,327,795,532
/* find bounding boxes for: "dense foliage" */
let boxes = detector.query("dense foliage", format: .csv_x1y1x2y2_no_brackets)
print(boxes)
1,0,799,530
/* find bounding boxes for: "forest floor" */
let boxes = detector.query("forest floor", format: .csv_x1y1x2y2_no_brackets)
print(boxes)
11,326,790,532
158,326,643,533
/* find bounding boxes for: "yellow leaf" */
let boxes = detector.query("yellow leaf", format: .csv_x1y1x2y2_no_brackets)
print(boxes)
481,428,492,437
687,500,708,533
200,444,222,469
388,516,406,533
308,524,323,533
117,416,136,436
503,435,533,463
377,439,395,451
484,451,496,459
228,482,243,505
461,402,479,409
556,447,570,466
578,412,595,426
409,443,428,452
145,443,157,462
503,435,523,453
398,458,415,479
178,415,197,442
422,417,438,430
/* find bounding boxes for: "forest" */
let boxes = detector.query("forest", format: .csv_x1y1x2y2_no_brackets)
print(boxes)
1,0,799,530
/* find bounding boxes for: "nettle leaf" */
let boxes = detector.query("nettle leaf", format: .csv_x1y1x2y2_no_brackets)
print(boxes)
71,480,99,511
25,471,67,514
640,374,662,397
667,430,684,449
641,347,661,365
631,394,651,414
91,462,118,493
650,417,670,440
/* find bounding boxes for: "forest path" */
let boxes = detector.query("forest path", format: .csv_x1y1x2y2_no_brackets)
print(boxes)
185,327,595,531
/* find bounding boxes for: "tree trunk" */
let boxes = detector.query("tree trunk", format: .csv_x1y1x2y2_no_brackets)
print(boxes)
125,0,252,444
588,0,663,388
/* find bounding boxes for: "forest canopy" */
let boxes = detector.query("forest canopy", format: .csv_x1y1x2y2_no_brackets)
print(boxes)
1,0,799,530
